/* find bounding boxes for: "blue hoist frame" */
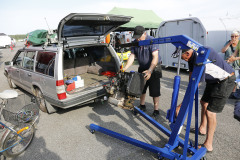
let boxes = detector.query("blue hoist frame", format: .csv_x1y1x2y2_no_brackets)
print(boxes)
90,35,211,160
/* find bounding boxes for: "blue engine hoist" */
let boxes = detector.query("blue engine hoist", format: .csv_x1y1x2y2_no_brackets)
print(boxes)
90,35,211,160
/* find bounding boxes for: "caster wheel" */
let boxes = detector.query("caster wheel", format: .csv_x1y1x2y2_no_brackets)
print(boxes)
90,130,95,134
200,156,207,160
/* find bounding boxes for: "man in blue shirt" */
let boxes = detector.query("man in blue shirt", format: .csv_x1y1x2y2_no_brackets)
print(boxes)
178,47,235,152
123,26,162,117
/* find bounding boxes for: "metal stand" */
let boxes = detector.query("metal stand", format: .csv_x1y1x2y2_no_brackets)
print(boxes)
90,35,211,160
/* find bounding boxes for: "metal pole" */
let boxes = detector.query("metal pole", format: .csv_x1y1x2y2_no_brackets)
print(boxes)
177,46,182,76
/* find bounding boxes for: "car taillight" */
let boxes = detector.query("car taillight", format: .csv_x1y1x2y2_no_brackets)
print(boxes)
57,92,67,100
56,80,66,100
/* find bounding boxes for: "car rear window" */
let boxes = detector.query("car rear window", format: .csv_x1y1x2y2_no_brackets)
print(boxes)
62,25,113,37
35,51,56,77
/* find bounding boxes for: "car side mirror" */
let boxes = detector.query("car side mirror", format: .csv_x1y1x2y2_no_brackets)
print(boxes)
4,61,13,66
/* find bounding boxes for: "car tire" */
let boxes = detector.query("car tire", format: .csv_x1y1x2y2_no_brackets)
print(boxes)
7,75,17,89
34,88,48,113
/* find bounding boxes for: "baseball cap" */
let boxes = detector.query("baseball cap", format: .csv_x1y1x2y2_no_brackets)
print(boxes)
133,26,145,39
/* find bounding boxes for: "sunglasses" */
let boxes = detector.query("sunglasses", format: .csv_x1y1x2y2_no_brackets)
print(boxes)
231,35,239,38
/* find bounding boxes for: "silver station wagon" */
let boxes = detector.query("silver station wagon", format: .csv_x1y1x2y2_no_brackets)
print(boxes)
4,13,131,113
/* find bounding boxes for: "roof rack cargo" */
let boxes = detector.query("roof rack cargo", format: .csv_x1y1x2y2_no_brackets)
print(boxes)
25,29,58,47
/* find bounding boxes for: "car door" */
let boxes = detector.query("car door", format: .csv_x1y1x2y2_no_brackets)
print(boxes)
57,13,132,47
19,50,36,92
10,51,25,87
34,51,56,97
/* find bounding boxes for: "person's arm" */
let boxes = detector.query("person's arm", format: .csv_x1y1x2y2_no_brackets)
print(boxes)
122,53,135,72
221,41,232,53
142,50,158,80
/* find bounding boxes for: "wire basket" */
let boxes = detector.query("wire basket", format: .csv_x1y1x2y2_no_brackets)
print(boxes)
1,93,39,126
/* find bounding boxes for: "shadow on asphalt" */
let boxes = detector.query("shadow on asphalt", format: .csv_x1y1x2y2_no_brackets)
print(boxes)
86,99,197,159
13,136,61,160
87,101,165,159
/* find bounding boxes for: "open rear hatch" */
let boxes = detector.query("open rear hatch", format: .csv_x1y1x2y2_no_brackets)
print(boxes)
57,13,132,47
59,13,132,94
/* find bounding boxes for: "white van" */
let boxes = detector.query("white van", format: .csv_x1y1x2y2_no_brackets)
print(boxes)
0,35,12,48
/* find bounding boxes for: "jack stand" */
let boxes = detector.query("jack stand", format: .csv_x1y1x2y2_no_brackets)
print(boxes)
90,35,210,160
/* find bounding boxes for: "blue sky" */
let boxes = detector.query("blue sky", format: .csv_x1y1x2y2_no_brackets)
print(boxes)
1,0,240,35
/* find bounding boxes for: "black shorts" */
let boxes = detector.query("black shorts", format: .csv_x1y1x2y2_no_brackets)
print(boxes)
201,75,236,113
142,71,161,97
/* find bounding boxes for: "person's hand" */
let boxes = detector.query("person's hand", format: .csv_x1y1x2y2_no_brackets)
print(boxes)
175,103,182,118
143,70,152,80
229,40,233,45
227,56,236,63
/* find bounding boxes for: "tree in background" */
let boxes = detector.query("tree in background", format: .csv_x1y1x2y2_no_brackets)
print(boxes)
9,34,26,40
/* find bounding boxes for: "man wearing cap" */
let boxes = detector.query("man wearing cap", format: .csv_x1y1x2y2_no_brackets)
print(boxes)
176,47,235,152
123,26,162,117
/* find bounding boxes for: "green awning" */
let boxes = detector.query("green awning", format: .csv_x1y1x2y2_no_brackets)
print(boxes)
108,7,163,30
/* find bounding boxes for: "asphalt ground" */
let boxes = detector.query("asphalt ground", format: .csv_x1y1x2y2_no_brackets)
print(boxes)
0,43,239,160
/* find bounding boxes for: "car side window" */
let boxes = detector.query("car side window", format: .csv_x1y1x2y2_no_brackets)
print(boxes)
13,51,25,67
23,51,35,70
35,51,56,77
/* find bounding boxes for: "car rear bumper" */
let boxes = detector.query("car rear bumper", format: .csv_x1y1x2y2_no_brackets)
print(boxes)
45,88,106,109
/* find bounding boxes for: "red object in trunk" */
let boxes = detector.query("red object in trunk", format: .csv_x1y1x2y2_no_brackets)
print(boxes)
101,71,116,77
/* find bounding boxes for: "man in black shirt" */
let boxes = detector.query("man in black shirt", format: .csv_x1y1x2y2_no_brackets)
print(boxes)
123,26,162,117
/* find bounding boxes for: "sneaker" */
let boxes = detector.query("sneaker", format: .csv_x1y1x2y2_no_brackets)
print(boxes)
152,110,159,117
139,105,146,111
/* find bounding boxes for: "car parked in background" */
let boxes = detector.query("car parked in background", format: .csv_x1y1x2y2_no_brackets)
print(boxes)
0,35,12,48
4,13,131,113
